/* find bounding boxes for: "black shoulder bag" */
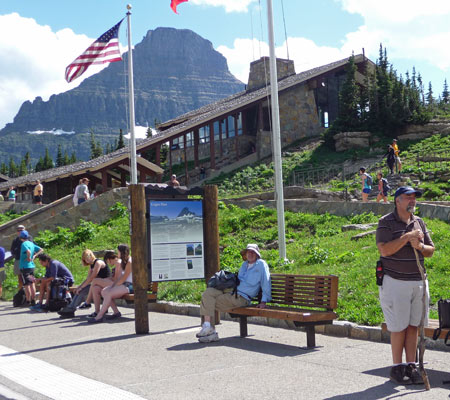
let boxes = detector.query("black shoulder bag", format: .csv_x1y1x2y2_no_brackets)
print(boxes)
432,299,450,345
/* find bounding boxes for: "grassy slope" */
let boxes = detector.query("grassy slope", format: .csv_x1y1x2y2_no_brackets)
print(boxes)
2,202,449,327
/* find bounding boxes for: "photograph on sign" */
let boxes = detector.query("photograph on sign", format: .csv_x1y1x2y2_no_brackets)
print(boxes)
149,199,205,282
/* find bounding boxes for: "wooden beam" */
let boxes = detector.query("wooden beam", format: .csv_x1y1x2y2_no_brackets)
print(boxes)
169,139,173,176
184,133,189,186
219,119,223,157
155,143,161,166
209,122,215,170
129,184,149,334
203,185,220,324
194,129,199,168
234,114,239,160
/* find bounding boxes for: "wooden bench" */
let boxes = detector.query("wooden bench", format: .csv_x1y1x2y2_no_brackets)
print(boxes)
228,274,339,348
381,319,449,341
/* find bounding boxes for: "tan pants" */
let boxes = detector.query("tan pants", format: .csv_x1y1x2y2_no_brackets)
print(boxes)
200,287,249,324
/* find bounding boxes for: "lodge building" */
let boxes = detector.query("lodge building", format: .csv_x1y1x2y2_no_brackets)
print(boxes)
0,54,374,203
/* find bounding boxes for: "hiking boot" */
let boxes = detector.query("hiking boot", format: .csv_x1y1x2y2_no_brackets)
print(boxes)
390,365,412,385
405,363,424,385
29,303,42,311
88,312,98,318
198,332,219,343
79,302,91,309
196,325,215,338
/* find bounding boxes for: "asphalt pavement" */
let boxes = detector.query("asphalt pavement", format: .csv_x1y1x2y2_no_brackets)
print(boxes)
0,301,449,400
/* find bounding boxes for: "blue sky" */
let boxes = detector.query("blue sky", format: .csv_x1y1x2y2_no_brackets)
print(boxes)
1,0,449,131
150,200,203,218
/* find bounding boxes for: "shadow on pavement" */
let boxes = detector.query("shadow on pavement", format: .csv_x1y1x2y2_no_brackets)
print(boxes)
167,335,317,357
324,367,450,399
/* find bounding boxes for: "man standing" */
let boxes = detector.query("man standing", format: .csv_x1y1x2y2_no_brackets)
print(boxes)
168,174,180,187
10,225,29,289
33,180,43,205
0,246,5,298
376,186,434,385
75,178,90,205
196,244,271,343
30,254,74,311
19,230,43,306
6,186,16,202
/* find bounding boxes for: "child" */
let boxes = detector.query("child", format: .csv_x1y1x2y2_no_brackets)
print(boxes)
376,172,390,203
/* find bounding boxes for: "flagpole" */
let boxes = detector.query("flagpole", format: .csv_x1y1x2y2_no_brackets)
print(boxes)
126,4,138,184
266,0,287,260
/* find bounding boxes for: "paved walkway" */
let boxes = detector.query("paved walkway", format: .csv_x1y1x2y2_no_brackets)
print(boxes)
0,301,449,400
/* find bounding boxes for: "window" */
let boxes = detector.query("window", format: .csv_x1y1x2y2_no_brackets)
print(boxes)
185,131,193,147
237,113,243,136
227,115,235,138
199,125,210,143
221,119,227,140
213,121,220,142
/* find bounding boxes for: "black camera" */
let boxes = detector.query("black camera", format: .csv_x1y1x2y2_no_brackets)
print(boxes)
376,260,384,286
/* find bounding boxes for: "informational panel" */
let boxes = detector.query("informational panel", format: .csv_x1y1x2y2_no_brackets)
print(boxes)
149,199,205,282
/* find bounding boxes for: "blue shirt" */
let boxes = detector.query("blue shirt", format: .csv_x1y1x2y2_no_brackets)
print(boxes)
44,260,74,283
236,258,271,303
19,241,42,270
0,247,5,271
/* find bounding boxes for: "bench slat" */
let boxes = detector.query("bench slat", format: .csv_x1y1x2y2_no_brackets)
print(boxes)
229,305,337,322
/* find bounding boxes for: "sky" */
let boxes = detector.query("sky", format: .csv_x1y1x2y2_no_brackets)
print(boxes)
1,0,450,133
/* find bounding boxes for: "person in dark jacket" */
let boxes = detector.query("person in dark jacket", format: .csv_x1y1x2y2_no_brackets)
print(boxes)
384,145,396,175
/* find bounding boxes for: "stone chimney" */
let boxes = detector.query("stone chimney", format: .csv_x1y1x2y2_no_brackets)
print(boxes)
247,57,296,91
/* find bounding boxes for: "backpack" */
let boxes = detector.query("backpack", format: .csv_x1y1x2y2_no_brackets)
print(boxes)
381,178,391,192
207,270,239,293
47,278,71,312
13,288,26,307
365,173,373,186
432,299,450,346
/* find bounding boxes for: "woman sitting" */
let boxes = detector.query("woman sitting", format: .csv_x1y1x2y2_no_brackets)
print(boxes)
58,249,111,318
88,244,133,323
88,251,120,318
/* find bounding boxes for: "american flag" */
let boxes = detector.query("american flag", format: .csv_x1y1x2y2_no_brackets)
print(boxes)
65,19,124,83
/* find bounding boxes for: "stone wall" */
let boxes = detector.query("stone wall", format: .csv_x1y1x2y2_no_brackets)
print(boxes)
398,121,450,141
247,57,296,91
333,131,371,152
224,198,450,222
0,188,129,250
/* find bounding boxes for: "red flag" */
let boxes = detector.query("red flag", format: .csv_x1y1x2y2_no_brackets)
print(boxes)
65,19,124,83
171,0,188,14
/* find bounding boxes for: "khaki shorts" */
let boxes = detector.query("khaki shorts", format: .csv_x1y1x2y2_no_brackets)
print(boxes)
379,274,429,332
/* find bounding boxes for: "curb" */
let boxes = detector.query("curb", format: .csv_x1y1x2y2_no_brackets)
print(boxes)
117,299,450,352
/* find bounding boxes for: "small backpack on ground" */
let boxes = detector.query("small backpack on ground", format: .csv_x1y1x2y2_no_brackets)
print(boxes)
381,178,391,192
47,278,71,312
432,299,450,346
13,288,26,307
365,173,373,186
207,270,239,294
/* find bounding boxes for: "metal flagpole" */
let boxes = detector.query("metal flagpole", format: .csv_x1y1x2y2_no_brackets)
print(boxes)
266,0,287,260
126,4,138,184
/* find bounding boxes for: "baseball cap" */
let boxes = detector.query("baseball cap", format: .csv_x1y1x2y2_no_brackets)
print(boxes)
17,225,25,231
394,186,422,199
19,230,29,239
244,243,261,258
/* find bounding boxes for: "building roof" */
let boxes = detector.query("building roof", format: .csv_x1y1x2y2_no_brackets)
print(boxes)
0,146,163,191
136,54,373,152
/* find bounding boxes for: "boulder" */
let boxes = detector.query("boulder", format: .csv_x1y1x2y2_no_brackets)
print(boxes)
333,131,371,152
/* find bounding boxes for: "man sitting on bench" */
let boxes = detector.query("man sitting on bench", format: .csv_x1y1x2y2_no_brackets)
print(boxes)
196,244,271,343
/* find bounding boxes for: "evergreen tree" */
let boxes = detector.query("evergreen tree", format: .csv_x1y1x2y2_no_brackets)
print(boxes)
90,131,97,159
0,163,7,175
442,79,449,104
63,151,70,166
70,152,77,164
56,145,64,167
117,129,125,150
417,73,425,105
19,159,27,176
426,82,434,106
334,54,360,131
35,157,44,172
24,152,31,173
43,148,54,170
8,157,18,178
105,143,111,154
146,127,153,138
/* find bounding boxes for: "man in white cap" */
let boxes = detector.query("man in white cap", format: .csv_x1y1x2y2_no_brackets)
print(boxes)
197,243,271,343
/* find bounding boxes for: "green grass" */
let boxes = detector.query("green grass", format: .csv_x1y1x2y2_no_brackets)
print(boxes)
3,202,448,327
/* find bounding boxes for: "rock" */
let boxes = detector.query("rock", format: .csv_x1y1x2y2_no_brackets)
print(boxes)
341,223,378,232
333,131,371,152
398,121,450,141
351,230,376,240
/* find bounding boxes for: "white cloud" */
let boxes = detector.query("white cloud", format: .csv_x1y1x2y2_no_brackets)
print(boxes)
0,13,118,130
336,0,450,71
218,37,348,83
190,0,257,13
